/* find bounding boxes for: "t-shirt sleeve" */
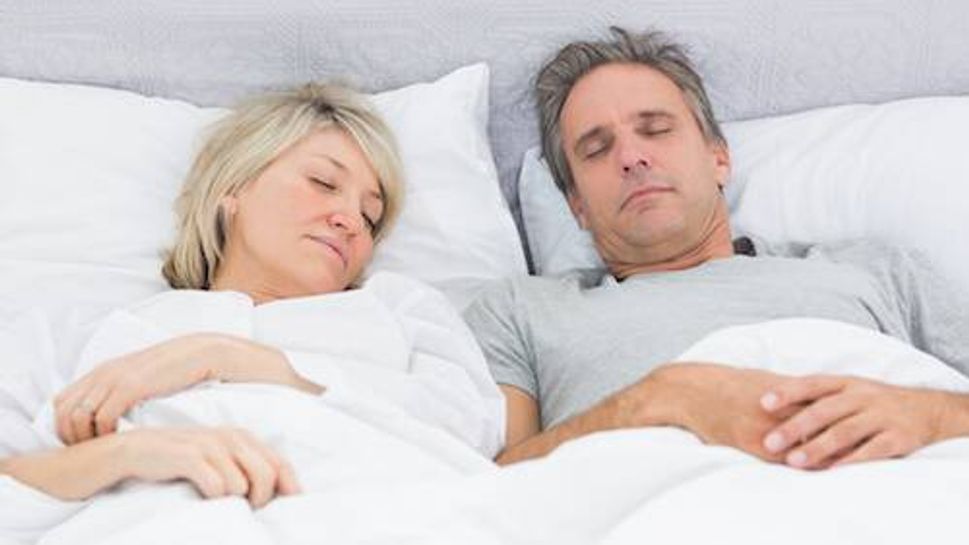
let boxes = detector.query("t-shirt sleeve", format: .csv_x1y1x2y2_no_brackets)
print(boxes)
810,241,969,376
462,278,539,399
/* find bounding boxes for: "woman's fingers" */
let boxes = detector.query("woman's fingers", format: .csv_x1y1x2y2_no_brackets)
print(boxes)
56,381,110,445
276,459,301,496
227,432,278,508
181,457,227,500
204,437,250,499
244,431,302,499
92,385,140,437
177,429,298,507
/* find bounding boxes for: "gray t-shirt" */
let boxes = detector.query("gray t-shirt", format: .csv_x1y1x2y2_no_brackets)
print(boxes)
463,240,969,429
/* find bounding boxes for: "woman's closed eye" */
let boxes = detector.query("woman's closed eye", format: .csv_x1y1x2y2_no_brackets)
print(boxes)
362,212,378,235
310,176,337,190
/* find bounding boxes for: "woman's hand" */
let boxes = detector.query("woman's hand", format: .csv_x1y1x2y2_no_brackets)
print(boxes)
55,333,323,445
120,427,301,507
2,427,300,508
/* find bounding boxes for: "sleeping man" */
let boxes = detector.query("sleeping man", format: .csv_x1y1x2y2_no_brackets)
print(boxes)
463,27,969,468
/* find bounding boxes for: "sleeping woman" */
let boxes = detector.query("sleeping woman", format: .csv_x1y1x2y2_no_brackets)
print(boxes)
0,82,505,521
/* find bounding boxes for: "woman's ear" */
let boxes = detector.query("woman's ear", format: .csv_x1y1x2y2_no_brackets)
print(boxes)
216,195,239,247
220,195,239,218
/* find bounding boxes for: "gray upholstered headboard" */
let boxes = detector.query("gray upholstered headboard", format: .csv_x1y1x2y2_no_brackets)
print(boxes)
4,0,969,224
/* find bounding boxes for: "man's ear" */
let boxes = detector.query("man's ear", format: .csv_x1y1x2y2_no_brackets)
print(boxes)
711,140,731,191
566,189,589,230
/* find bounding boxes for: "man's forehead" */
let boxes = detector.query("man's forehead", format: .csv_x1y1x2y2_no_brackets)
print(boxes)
561,63,688,137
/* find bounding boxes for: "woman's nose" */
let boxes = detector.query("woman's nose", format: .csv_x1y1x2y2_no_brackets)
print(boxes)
327,207,362,234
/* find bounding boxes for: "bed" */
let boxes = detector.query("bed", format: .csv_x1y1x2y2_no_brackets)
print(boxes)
3,1,969,544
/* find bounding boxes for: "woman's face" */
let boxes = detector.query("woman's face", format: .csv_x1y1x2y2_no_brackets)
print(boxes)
215,128,385,302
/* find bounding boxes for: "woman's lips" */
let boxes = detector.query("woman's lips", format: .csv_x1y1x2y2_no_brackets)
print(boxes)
307,235,347,268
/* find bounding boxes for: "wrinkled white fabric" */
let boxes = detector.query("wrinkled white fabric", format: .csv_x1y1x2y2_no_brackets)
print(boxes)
3,318,969,545
0,272,504,544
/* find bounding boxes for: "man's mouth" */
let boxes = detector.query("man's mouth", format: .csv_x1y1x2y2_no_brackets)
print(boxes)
619,186,674,212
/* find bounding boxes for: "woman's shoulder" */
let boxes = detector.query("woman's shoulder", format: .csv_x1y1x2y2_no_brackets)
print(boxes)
360,271,456,314
112,288,255,338
360,271,437,298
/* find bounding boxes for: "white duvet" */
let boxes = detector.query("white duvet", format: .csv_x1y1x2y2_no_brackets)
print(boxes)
2,281,969,544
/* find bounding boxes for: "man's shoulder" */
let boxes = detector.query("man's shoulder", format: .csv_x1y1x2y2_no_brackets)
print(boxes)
463,269,607,319
753,236,917,262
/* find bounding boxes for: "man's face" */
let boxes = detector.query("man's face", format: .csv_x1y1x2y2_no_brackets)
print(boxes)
560,62,730,268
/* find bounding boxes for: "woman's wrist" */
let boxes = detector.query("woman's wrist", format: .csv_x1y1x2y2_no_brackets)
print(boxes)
3,434,128,501
204,334,323,394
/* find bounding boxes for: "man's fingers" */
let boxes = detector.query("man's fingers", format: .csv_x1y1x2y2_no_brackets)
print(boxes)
831,433,902,467
763,393,858,455
761,375,845,413
782,413,878,469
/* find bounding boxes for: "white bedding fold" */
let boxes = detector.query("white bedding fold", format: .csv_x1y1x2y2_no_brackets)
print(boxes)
3,315,969,545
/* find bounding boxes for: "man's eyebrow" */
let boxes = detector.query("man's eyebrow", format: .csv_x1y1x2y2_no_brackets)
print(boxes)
635,110,676,123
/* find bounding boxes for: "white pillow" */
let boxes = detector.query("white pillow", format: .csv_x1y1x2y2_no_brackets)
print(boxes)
367,64,526,283
0,64,525,323
519,147,603,274
518,96,969,296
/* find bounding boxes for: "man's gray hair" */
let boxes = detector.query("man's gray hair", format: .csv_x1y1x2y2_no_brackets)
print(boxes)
536,26,726,195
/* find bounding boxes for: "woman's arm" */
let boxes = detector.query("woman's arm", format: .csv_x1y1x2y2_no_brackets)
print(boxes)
56,333,322,445
2,427,300,507
2,433,127,501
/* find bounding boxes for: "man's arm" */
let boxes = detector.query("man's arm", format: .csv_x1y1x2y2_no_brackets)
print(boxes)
496,364,793,465
495,379,663,465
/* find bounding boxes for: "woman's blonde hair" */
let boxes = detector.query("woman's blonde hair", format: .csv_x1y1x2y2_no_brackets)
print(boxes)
162,83,404,289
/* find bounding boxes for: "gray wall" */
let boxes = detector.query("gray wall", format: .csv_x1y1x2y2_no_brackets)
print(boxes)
3,0,968,218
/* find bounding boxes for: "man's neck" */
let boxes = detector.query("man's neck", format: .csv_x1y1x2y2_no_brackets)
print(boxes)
607,214,736,280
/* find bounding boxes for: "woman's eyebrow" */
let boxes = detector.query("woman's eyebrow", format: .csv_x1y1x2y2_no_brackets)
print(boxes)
311,153,348,172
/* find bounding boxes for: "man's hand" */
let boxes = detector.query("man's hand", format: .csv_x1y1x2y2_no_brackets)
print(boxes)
759,375,963,469
650,363,798,462
496,362,798,465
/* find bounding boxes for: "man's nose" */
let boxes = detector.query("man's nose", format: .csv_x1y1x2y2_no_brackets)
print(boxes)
617,138,651,176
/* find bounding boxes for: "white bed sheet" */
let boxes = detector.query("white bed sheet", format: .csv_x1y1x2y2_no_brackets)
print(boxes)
3,318,968,545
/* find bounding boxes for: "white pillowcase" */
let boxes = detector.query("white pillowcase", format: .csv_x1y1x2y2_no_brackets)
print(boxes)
0,63,525,324
519,96,969,296
519,147,603,274
367,64,526,283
